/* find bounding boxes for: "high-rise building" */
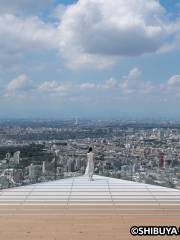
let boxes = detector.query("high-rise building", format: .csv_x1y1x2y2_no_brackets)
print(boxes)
159,152,165,168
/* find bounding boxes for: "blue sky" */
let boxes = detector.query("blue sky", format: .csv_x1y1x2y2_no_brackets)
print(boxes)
0,0,180,119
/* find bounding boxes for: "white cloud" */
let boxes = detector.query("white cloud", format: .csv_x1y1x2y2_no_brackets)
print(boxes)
6,74,32,96
3,70,180,105
80,78,119,90
80,83,97,89
168,75,180,86
0,14,58,52
0,14,59,72
4,76,70,98
167,75,180,97
120,68,154,94
38,80,69,96
79,67,154,94
57,0,180,69
102,78,119,89
0,0,179,71
128,68,142,80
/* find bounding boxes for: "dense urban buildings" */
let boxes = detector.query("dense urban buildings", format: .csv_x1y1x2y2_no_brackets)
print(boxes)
0,119,180,190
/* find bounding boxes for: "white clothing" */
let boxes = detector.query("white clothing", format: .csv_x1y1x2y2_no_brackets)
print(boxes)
85,152,94,179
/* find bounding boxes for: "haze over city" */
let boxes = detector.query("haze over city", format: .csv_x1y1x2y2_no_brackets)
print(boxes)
0,0,179,119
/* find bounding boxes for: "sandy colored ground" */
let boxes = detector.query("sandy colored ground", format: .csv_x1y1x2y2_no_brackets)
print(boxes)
0,205,180,240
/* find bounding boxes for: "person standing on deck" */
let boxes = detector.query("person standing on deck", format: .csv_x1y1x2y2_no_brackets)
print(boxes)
85,147,95,181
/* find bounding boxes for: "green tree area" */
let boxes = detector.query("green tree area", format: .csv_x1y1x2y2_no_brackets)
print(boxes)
0,144,53,168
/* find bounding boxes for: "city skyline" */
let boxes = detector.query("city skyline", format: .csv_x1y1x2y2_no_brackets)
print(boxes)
0,0,180,118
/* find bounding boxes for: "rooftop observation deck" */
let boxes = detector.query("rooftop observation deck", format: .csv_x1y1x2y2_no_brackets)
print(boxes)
0,175,180,239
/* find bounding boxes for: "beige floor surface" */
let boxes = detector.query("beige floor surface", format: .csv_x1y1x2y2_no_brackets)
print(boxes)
0,205,180,240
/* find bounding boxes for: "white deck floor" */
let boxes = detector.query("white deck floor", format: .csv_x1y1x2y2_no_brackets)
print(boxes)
0,175,180,205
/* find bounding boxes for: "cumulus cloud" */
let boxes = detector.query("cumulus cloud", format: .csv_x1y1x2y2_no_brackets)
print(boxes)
128,68,142,80
167,75,180,97
3,70,180,104
0,13,59,71
6,74,32,96
4,75,71,99
79,67,154,94
102,78,119,89
168,75,180,86
58,0,180,69
121,70,154,95
0,0,179,71
80,78,119,90
80,83,97,89
0,14,58,52
38,80,69,96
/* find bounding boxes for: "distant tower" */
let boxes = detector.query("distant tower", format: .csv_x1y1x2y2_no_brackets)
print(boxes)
13,151,20,164
67,159,72,172
29,163,34,178
42,161,46,174
75,117,78,125
132,163,136,174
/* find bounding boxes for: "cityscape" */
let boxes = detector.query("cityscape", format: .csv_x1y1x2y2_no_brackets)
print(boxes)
1,119,180,190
